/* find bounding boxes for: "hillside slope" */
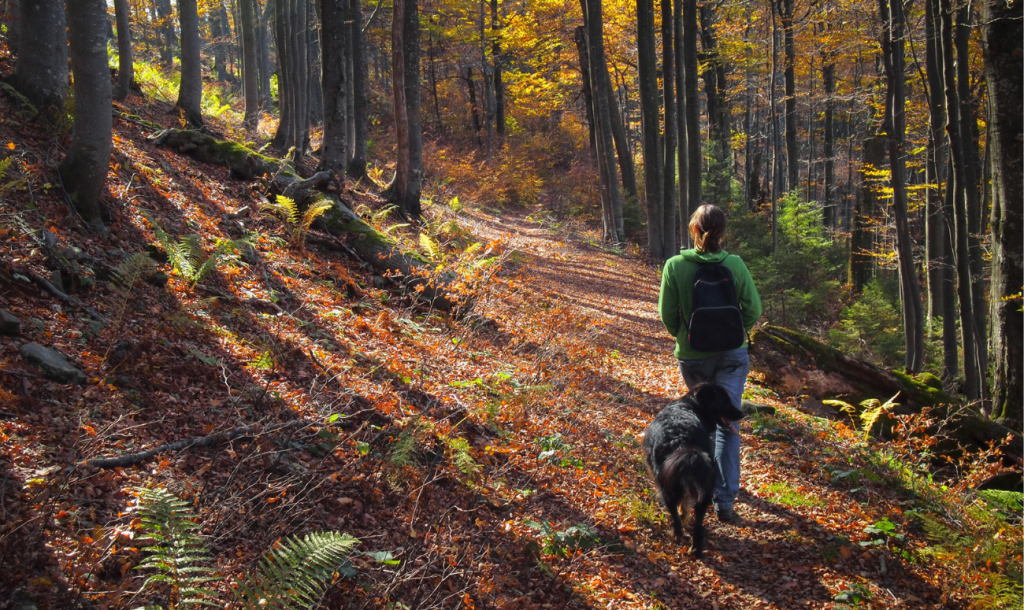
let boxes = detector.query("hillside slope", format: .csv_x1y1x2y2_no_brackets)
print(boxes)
0,87,1016,610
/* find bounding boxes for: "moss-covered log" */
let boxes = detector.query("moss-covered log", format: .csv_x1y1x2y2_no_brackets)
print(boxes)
750,325,1020,460
321,202,460,312
150,129,461,312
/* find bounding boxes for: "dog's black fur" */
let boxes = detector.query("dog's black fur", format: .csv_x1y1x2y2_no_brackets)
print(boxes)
642,384,743,557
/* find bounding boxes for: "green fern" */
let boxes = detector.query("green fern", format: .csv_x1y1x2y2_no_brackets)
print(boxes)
142,210,249,287
114,253,158,292
419,233,441,261
0,82,38,115
234,532,359,610
133,487,218,610
0,156,13,182
859,393,899,439
443,436,480,476
262,195,333,247
389,419,424,468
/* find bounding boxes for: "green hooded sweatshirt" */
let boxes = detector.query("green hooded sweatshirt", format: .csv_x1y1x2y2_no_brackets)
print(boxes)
659,249,763,360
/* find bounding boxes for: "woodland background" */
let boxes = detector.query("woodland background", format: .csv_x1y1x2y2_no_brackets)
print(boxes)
0,0,1020,607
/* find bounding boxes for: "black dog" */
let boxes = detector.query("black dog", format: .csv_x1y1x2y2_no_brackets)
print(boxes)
642,384,743,557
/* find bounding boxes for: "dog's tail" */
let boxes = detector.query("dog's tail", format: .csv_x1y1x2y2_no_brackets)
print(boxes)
657,447,716,506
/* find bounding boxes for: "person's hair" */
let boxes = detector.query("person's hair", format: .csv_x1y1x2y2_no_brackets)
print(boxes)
688,204,727,253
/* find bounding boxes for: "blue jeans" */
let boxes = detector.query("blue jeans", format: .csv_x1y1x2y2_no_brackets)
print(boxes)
677,347,749,511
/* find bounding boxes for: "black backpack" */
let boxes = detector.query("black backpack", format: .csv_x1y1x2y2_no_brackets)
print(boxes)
686,257,746,352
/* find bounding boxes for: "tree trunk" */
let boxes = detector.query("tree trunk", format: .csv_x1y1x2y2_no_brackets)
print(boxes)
176,0,204,127
938,0,979,400
318,0,348,174
240,0,259,128
308,0,324,125
955,6,988,396
682,0,700,228
347,0,368,179
982,0,1023,426
673,0,687,246
779,0,797,193
607,84,638,204
572,26,596,152
113,0,134,100
402,0,423,217
257,0,273,109
849,134,885,292
211,2,228,82
583,0,624,243
699,1,729,204
272,0,293,149
11,0,67,110
636,0,663,259
822,59,835,230
466,67,483,141
660,0,677,248
879,0,925,373
491,0,505,136
60,0,112,225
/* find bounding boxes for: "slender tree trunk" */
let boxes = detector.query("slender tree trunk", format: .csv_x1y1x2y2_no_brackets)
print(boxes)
573,26,597,152
176,0,204,127
769,6,779,253
154,0,174,67
683,0,700,224
779,0,796,193
211,2,227,82
491,0,505,136
12,0,67,110
673,0,687,246
955,6,988,394
982,0,1023,424
583,0,624,242
347,0,368,178
823,58,835,230
391,0,410,208
114,0,134,100
402,0,422,217
636,0,663,259
273,0,293,150
466,67,483,141
938,0,979,399
293,0,310,153
660,0,677,248
3,0,19,54
257,0,273,108
241,0,259,128
60,0,112,225
308,0,323,125
879,0,925,372
608,84,638,204
319,0,348,174
699,1,729,204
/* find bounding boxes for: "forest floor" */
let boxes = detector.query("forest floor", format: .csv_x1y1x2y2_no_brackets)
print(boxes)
0,77,1014,610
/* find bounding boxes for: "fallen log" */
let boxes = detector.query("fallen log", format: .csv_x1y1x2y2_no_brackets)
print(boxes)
150,128,463,312
749,325,1020,461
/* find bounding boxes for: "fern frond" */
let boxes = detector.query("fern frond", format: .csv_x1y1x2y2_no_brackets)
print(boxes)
264,195,301,227
194,237,248,283
234,532,359,610
858,393,899,439
389,420,423,468
444,436,480,476
383,222,410,236
419,233,441,261
133,487,219,609
0,82,38,115
114,253,157,291
297,198,333,246
372,204,398,225
0,156,13,183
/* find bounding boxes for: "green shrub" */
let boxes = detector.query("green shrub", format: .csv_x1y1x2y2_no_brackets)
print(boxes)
829,280,905,368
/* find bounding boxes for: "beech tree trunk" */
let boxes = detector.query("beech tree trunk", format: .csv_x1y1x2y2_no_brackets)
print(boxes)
660,0,677,248
982,0,1023,425
849,134,885,291
113,0,134,100
347,0,368,178
491,0,505,136
240,0,259,128
779,0,796,193
319,0,348,174
636,0,663,259
673,0,687,246
211,1,228,82
388,0,422,217
938,0,979,400
12,0,67,110
822,59,835,230
682,0,700,222
176,0,204,127
60,0,112,225
154,0,175,66
572,27,596,151
879,0,925,372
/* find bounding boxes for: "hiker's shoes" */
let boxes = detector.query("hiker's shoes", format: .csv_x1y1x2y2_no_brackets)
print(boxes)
716,506,742,525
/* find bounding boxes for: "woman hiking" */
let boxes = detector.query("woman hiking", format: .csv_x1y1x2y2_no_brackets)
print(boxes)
658,204,763,524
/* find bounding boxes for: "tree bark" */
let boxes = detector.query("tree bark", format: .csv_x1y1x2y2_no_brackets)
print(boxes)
60,0,113,225
582,0,624,243
11,0,67,110
491,0,505,136
257,0,273,109
318,0,348,174
660,0,677,249
113,0,134,101
176,0,204,127
879,0,925,372
822,59,835,230
682,0,700,227
779,0,797,193
240,0,259,128
3,0,19,54
402,0,422,217
154,0,175,67
211,1,228,82
849,134,885,292
607,83,638,204
572,27,596,151
673,0,687,246
636,0,663,259
699,1,729,204
938,0,980,400
982,0,1023,426
347,0,368,179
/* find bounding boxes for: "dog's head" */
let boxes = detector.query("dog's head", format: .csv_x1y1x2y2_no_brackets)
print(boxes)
689,384,744,431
